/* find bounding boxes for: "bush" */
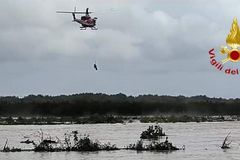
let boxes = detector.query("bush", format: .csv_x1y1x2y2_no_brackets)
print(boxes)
140,125,166,139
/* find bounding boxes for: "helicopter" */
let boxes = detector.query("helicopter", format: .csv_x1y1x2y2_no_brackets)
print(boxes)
57,8,98,30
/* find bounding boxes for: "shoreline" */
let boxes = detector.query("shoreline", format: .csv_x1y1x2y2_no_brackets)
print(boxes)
0,115,239,125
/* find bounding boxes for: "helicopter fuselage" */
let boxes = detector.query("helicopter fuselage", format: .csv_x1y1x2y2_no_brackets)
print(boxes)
74,18,96,27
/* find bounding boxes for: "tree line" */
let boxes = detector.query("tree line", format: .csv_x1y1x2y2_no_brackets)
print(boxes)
0,93,239,116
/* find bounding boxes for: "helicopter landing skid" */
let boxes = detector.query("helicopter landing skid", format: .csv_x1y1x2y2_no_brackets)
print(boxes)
91,27,98,30
80,27,87,30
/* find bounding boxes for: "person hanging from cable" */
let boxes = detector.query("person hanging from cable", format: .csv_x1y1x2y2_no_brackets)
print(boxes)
94,61,98,70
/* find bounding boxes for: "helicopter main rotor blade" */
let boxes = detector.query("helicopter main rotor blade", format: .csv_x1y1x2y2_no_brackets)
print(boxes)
56,11,93,14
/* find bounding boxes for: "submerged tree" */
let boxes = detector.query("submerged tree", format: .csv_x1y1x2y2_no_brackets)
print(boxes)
127,137,179,151
20,129,118,152
221,132,231,149
140,125,166,139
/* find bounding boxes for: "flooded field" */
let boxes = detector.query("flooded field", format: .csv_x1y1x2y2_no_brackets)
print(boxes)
0,122,240,160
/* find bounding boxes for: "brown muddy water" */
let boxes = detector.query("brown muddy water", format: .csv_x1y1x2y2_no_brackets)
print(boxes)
0,122,240,160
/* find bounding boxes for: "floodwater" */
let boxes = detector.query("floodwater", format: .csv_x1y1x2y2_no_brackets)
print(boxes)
0,122,240,160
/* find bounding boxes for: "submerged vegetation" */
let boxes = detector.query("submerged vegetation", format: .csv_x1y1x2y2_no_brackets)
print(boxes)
0,115,238,125
0,115,124,125
34,130,119,152
2,140,21,152
140,125,166,139
128,125,179,151
127,139,179,151
1,94,240,116
3,130,119,152
221,132,231,149
1,125,180,152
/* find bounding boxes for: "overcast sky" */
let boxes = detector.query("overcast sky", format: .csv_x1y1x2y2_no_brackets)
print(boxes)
1,0,240,98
